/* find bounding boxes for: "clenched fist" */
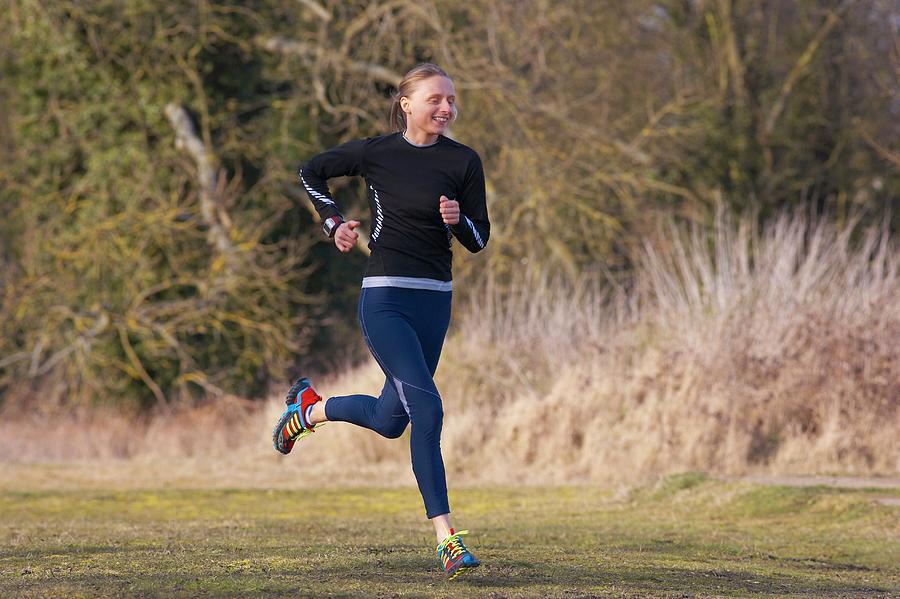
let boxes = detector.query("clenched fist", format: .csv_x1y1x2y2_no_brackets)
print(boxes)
334,220,361,252
439,195,460,225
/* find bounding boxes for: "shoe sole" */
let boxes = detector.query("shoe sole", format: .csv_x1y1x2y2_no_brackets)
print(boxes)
447,563,479,580
285,377,312,406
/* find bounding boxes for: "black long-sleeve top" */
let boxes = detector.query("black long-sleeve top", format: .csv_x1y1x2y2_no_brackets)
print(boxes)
299,133,489,289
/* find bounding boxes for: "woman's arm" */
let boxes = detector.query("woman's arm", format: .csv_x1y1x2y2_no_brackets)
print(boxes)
298,138,366,234
448,153,490,253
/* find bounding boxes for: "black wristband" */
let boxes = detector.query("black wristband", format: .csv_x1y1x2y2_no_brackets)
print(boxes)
323,215,344,238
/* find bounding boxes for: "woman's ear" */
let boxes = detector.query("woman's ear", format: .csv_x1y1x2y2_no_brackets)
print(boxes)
400,96,411,115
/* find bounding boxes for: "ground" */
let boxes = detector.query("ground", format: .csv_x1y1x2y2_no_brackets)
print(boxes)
1,473,898,598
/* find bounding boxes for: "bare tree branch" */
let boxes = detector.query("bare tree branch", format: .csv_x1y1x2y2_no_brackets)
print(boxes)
856,121,900,169
257,35,316,58
29,312,109,377
164,103,234,258
762,1,851,138
118,324,168,407
296,0,331,23
345,61,401,87
256,36,402,87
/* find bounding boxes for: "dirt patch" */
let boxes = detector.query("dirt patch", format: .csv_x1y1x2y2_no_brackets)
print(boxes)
874,497,900,507
738,474,900,490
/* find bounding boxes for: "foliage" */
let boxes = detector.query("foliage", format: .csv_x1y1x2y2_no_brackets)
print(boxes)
1,0,897,408
1,0,322,407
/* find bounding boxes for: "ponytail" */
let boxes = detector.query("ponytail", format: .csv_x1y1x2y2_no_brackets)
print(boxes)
389,96,405,133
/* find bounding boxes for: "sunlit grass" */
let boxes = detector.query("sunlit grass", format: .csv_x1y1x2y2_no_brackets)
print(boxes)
2,476,898,597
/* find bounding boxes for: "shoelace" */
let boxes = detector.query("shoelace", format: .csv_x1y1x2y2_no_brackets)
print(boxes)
437,530,471,561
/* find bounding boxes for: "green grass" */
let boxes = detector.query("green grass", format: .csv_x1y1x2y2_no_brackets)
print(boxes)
1,474,898,597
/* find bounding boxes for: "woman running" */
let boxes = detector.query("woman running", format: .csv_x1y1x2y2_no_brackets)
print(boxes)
272,63,489,580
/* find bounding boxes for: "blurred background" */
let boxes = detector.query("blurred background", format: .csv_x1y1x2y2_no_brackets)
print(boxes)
0,0,897,486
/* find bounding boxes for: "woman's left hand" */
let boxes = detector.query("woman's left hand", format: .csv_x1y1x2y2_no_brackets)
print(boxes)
439,195,460,225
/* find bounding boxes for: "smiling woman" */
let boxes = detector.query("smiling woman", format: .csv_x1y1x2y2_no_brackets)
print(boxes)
391,66,458,146
274,63,489,581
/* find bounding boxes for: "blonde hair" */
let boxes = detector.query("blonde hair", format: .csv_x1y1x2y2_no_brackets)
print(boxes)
389,63,456,132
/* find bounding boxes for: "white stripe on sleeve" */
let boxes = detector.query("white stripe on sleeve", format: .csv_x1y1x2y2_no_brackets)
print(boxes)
464,215,485,249
299,170,336,206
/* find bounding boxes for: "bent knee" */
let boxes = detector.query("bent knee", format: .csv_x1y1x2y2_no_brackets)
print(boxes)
377,419,408,439
415,400,443,430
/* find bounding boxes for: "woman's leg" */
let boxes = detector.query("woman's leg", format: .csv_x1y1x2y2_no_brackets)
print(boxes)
312,288,411,438
350,287,452,519
320,378,409,439
403,289,456,541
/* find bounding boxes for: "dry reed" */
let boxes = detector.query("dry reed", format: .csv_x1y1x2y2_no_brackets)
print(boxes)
2,211,897,489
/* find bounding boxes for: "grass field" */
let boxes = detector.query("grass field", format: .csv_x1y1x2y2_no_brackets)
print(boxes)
1,473,898,598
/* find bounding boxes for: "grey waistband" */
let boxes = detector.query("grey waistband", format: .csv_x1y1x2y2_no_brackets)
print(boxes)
361,276,452,292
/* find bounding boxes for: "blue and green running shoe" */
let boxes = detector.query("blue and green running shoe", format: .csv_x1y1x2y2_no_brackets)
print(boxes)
272,377,324,455
436,529,480,579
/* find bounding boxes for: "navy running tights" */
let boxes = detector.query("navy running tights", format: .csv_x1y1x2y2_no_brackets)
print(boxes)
324,286,452,518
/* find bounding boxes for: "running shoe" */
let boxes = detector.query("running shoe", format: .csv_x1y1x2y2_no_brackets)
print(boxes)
272,377,324,455
436,529,480,579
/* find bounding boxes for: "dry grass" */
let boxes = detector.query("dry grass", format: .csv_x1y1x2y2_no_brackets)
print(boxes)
440,209,899,484
2,211,897,489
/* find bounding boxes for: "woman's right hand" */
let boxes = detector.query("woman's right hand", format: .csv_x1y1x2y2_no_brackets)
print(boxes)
334,220,361,252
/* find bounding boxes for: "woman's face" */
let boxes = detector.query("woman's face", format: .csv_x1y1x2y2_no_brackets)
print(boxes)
401,76,457,138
